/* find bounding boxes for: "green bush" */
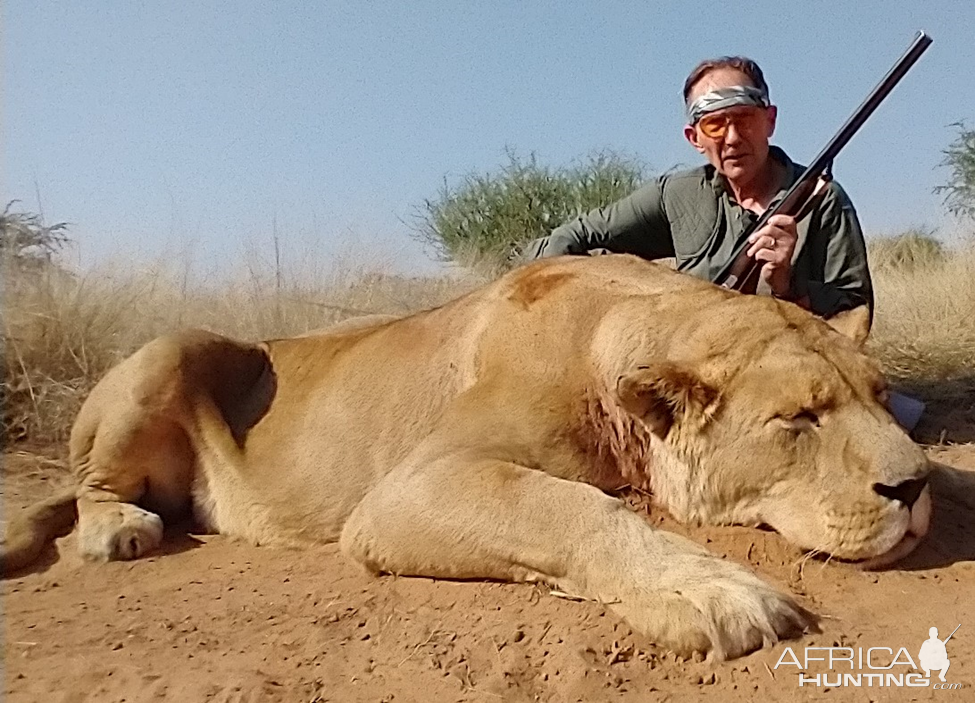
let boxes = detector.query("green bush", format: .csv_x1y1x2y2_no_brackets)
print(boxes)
1,201,70,269
414,150,649,272
934,121,975,221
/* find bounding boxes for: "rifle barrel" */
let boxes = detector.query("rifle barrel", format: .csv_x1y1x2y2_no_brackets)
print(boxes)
716,31,933,288
800,30,932,183
944,624,962,644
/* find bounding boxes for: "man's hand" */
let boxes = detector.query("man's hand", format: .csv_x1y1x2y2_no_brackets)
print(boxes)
746,214,797,297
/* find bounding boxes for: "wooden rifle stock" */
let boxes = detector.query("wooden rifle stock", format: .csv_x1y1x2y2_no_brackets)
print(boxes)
718,31,933,293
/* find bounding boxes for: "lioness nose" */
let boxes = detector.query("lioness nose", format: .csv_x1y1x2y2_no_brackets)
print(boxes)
873,477,928,508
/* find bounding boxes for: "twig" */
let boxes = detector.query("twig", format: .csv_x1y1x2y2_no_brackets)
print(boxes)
463,685,501,698
10,339,41,425
549,590,589,602
539,622,552,643
612,483,653,498
398,624,443,667
549,590,621,605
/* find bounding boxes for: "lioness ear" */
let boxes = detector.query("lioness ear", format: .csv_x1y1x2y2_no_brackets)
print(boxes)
616,362,719,438
825,305,871,347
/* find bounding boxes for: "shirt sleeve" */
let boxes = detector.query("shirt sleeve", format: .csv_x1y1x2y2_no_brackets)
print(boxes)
519,177,675,261
800,182,874,320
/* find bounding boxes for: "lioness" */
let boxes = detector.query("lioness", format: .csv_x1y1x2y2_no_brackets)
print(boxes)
2,255,931,660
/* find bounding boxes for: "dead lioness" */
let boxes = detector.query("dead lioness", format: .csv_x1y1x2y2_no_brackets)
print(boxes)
1,255,932,660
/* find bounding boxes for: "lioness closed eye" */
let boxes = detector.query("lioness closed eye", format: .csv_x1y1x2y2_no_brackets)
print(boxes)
1,255,931,660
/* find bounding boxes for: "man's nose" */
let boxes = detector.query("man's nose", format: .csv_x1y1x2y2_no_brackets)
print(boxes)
724,123,742,143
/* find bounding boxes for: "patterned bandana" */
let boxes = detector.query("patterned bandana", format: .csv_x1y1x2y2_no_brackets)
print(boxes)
686,85,770,124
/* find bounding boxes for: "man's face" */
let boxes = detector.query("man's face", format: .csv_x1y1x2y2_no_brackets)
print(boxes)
683,68,777,187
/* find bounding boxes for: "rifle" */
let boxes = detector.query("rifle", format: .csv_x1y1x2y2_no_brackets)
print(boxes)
717,31,933,293
943,624,961,645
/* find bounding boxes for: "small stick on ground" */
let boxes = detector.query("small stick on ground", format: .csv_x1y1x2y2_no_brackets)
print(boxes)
550,590,621,606
398,623,444,667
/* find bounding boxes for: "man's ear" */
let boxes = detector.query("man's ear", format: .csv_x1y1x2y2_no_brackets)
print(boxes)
765,104,778,138
683,124,705,154
616,362,719,438
825,305,871,347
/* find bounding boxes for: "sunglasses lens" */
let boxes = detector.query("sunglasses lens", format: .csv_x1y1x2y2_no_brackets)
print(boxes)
697,107,765,139
698,116,726,138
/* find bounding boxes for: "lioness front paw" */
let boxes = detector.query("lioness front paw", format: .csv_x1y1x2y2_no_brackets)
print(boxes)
686,569,810,659
77,502,164,562
651,560,811,660
615,555,812,660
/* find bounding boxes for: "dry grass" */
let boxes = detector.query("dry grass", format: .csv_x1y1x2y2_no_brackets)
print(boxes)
3,239,974,447
866,240,975,439
1,253,481,445
868,241,975,383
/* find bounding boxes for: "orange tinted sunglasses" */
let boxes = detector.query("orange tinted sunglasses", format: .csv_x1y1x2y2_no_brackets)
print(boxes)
696,106,768,140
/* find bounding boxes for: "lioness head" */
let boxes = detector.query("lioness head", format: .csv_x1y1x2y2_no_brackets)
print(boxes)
614,297,930,569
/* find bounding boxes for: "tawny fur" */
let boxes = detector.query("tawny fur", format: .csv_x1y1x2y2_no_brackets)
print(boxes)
0,255,930,660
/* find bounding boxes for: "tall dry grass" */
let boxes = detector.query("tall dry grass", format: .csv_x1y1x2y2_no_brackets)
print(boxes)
867,239,975,423
2,253,480,445
3,239,974,447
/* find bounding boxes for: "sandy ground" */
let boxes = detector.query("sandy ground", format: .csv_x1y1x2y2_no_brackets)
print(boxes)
3,437,975,703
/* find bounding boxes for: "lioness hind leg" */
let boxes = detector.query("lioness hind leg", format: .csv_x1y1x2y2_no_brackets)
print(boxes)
73,426,193,562
69,329,272,562
73,417,196,562
70,336,203,562
75,500,164,562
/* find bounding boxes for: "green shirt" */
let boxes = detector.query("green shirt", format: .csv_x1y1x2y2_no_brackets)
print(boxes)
521,147,873,318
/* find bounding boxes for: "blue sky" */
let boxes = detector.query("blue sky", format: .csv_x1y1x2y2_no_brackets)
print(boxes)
4,2,974,274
